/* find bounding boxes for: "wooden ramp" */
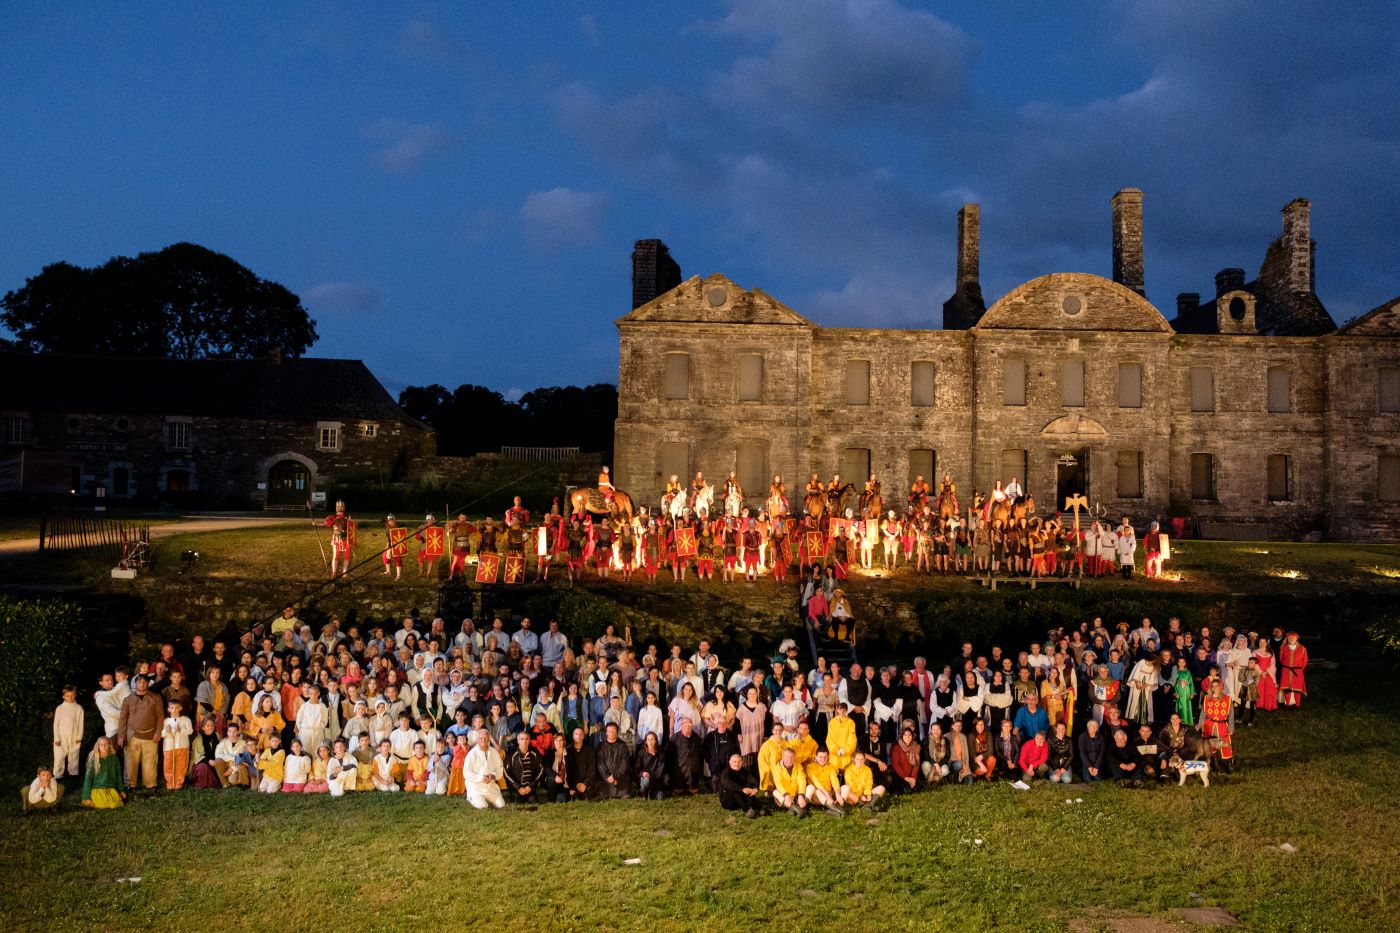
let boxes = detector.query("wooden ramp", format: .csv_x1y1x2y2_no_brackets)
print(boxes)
973,575,1081,591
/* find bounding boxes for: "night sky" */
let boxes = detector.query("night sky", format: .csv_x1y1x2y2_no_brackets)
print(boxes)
3,2,1397,398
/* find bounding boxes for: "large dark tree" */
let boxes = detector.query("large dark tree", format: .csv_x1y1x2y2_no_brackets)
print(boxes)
1,242,318,358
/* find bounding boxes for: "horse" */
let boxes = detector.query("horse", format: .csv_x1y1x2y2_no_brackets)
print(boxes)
664,490,686,522
805,491,826,521
1011,493,1036,522
936,489,959,522
722,487,743,518
908,490,929,512
689,483,714,518
569,486,635,526
861,491,883,521
830,483,861,519
765,493,788,519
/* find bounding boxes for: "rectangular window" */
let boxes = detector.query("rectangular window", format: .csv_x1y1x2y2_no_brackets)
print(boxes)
910,361,936,407
737,354,763,402
1191,453,1215,500
1003,359,1026,406
845,360,871,405
841,447,871,484
1380,454,1400,502
111,466,130,498
1116,450,1143,498
1267,367,1291,413
736,442,765,496
664,353,690,400
1190,366,1215,412
318,426,340,451
659,441,689,485
1118,363,1143,408
1,414,29,444
908,448,935,489
1379,367,1400,413
360,423,378,438
1267,453,1291,501
998,449,1027,484
1061,359,1085,408
167,421,191,450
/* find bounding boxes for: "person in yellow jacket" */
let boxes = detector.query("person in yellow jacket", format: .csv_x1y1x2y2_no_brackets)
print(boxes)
787,721,818,768
825,703,857,770
256,735,286,793
840,749,886,812
771,748,808,816
757,722,787,792
804,748,846,817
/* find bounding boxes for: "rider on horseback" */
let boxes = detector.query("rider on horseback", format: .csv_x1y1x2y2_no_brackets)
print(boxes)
598,466,614,503
909,474,929,507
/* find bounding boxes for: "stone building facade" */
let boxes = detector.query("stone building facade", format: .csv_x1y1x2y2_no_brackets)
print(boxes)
0,354,434,508
614,192,1400,541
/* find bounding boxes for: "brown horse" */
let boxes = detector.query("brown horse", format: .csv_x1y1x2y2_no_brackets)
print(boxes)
936,490,959,521
568,486,635,526
1011,493,1036,522
804,492,826,521
862,491,883,520
828,483,860,519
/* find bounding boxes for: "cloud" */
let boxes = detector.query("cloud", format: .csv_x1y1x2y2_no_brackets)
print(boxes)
361,118,460,174
519,187,608,253
302,281,385,315
396,17,455,59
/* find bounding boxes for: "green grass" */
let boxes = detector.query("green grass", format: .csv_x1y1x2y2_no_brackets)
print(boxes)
3,655,1396,932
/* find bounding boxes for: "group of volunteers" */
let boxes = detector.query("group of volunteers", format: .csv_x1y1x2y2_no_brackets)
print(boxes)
26,600,1309,816
328,468,1170,588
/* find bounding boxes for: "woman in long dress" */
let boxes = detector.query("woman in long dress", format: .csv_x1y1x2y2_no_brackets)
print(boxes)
1253,641,1279,711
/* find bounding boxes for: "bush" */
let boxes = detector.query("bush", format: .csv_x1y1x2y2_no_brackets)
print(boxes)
0,597,85,738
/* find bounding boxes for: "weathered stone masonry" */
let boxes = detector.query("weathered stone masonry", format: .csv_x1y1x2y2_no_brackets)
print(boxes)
615,192,1400,541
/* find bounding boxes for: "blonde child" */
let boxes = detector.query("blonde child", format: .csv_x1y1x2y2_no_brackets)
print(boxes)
160,700,193,790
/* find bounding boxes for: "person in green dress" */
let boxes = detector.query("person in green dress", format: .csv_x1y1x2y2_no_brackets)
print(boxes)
82,736,125,809
1172,658,1197,726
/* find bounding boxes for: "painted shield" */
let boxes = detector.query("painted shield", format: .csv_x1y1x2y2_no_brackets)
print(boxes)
389,526,409,558
475,552,500,584
675,525,697,558
504,554,526,584
804,530,827,558
422,526,445,559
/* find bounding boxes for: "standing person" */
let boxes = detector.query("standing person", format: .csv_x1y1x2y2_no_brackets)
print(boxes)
1254,639,1279,712
1124,656,1160,725
1116,518,1137,577
52,685,84,779
1171,658,1197,726
321,499,354,578
1077,719,1107,783
1278,632,1309,708
117,675,164,791
94,669,130,740
595,722,632,798
160,700,193,790
296,685,330,754
81,737,125,809
464,731,505,809
1200,680,1235,771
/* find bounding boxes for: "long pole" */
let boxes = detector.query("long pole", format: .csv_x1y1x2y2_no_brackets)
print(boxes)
307,499,328,569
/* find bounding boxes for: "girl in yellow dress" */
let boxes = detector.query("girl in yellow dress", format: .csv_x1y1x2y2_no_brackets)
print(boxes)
81,736,124,809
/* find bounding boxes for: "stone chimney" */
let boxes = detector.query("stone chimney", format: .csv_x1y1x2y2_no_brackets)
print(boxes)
1111,188,1145,296
1176,293,1200,317
631,239,682,310
1281,198,1312,293
956,204,980,287
941,203,987,329
1215,268,1246,297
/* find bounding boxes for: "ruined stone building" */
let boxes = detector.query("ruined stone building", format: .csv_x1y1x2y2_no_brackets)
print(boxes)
613,192,1400,541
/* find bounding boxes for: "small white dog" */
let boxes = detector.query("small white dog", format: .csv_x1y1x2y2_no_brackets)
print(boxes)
1170,756,1211,787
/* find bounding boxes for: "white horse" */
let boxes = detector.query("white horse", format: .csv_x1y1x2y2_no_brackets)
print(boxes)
723,488,743,518
690,483,714,519
664,491,686,522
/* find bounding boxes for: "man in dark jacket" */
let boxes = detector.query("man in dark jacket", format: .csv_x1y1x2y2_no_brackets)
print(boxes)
504,732,544,803
1077,719,1107,783
1106,728,1144,786
669,717,704,794
719,753,762,818
595,723,631,798
565,727,596,800
703,718,740,789
1047,722,1075,784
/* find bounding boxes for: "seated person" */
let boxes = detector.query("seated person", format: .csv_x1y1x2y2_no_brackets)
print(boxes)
840,750,886,812
21,766,64,812
771,748,809,817
718,753,762,818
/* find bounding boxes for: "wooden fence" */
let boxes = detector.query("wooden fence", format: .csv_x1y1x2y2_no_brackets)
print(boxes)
499,446,582,463
39,514,151,558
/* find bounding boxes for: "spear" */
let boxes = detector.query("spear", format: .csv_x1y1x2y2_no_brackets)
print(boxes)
308,499,328,569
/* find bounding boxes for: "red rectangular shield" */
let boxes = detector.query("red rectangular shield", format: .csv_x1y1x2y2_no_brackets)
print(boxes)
504,554,526,584
675,526,697,558
388,526,409,558
829,518,850,540
475,553,500,584
804,530,826,558
422,526,445,559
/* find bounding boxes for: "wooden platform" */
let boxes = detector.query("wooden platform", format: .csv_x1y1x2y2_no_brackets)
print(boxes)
973,575,1081,591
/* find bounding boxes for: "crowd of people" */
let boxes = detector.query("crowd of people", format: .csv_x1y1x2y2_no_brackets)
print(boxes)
328,469,1171,588
24,603,1310,816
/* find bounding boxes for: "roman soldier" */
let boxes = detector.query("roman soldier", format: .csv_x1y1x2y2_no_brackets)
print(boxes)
415,513,443,579
505,495,530,529
742,518,762,582
1200,680,1234,767
381,513,406,580
805,474,824,497
864,474,881,499
320,500,354,578
771,516,789,583
766,475,788,518
448,514,474,580
909,474,930,506
938,474,959,514
1278,632,1309,708
478,518,499,557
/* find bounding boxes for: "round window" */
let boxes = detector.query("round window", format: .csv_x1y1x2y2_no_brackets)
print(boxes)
1228,296,1247,321
114,417,130,431
706,287,728,308
1061,295,1083,316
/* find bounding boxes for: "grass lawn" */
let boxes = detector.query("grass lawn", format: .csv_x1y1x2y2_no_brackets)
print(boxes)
3,653,1396,932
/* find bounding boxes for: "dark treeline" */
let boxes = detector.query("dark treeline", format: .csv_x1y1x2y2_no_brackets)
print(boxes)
398,383,617,458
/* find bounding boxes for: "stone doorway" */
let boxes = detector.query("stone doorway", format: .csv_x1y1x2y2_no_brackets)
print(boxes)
1055,448,1088,511
267,459,311,507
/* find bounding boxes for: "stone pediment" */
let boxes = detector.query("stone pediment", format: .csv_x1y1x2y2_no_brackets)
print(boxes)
1337,297,1400,336
617,274,815,327
1041,413,1108,441
977,272,1173,333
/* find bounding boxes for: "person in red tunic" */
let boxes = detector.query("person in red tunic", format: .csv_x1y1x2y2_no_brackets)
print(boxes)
1200,680,1234,770
504,496,531,529
319,500,353,578
1278,632,1309,708
447,514,474,580
742,519,762,582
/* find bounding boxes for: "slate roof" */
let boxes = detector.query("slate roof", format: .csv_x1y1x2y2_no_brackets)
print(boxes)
0,353,421,424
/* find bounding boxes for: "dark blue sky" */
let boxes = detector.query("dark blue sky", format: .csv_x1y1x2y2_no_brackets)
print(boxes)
3,2,1398,397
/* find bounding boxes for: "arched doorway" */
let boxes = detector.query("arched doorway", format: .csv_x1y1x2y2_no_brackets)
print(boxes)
267,459,311,507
